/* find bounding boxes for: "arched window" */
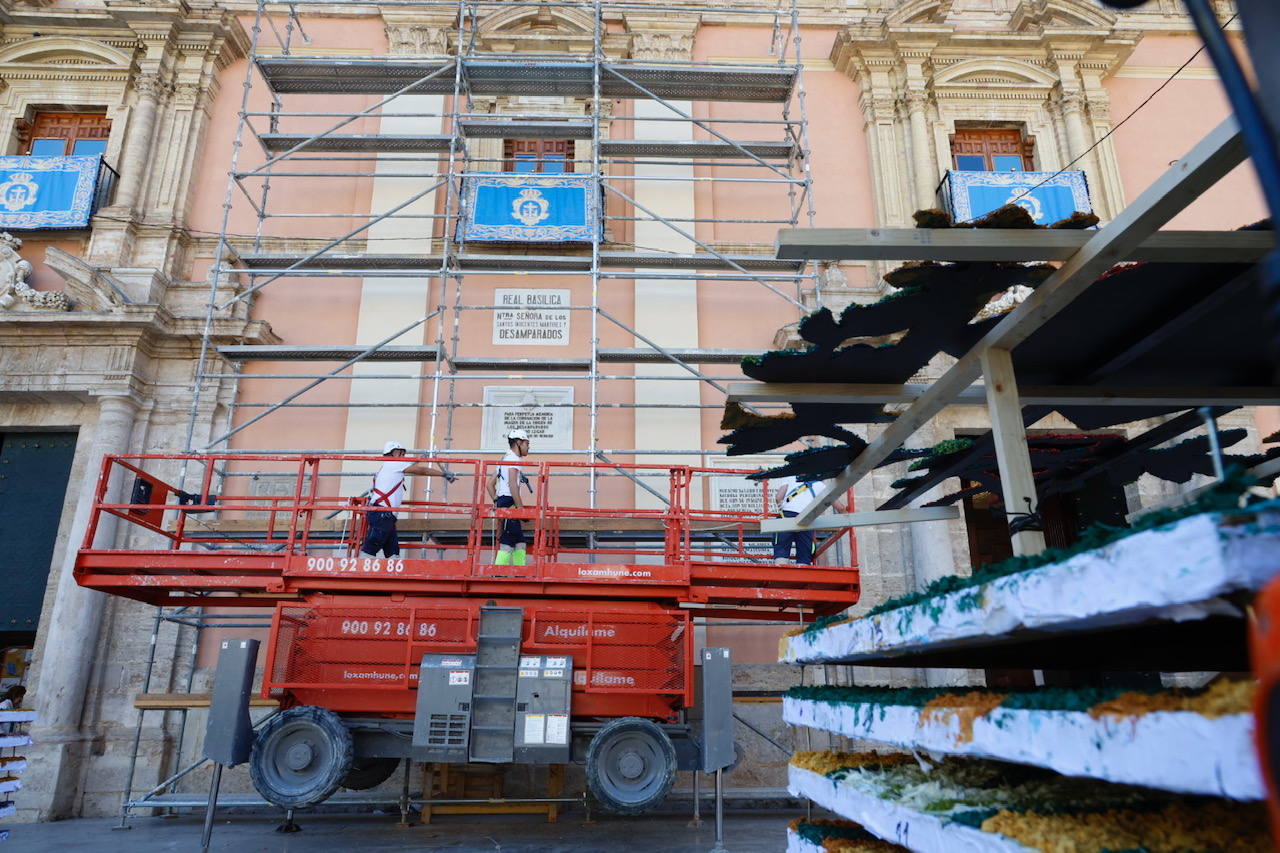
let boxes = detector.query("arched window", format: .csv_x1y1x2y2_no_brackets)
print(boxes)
503,139,573,174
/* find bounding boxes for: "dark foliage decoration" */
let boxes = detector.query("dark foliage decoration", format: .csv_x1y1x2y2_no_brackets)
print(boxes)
719,210,1275,494
904,429,1280,508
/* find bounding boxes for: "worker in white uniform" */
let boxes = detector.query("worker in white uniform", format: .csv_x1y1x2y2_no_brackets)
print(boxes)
489,429,532,566
360,441,454,559
772,475,845,565
0,684,24,733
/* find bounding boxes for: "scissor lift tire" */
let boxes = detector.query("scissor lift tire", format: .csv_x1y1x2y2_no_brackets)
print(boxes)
249,706,354,809
341,756,401,790
586,717,677,815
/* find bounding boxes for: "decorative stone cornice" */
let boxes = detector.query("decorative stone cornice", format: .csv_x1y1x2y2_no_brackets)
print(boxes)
624,14,699,62
383,15,452,58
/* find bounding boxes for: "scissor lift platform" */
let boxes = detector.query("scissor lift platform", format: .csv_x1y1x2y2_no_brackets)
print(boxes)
75,454,859,619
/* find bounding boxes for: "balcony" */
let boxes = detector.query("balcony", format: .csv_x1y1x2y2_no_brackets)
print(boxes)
0,154,118,230
940,169,1091,226
461,172,600,244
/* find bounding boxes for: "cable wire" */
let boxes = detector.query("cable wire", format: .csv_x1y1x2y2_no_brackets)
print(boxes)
1009,13,1235,205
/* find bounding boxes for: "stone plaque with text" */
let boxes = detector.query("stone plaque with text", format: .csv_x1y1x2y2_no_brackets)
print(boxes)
493,288,571,346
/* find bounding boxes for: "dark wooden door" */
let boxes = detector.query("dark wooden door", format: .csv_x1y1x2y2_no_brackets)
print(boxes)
0,432,77,643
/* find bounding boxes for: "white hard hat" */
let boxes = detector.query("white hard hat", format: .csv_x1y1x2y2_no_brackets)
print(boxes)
506,429,530,442
383,440,407,455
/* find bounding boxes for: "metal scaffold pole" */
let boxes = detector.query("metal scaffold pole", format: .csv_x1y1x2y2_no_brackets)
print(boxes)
184,0,817,551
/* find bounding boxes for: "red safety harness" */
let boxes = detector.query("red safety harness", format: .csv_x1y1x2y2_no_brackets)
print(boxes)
370,471,404,508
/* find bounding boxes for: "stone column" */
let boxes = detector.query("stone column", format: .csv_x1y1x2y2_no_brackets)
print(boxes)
112,74,164,212
1058,90,1103,215
905,91,937,212
26,393,139,818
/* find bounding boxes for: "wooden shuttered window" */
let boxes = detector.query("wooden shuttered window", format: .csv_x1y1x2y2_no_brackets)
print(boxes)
19,112,112,156
503,138,574,174
950,128,1034,172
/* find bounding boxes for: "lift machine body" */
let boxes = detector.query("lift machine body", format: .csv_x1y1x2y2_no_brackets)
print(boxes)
75,453,860,812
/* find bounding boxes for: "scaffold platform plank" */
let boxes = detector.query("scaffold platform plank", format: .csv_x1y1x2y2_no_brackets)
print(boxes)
257,133,454,153
460,119,594,139
256,57,797,102
257,133,798,160
217,345,753,365
218,345,439,362
600,139,797,160
598,348,751,364
237,251,803,273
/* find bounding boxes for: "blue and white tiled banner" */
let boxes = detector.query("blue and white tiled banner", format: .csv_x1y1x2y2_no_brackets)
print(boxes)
463,173,599,242
942,169,1092,226
0,155,103,229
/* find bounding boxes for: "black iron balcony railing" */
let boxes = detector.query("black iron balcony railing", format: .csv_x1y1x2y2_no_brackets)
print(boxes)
0,154,118,230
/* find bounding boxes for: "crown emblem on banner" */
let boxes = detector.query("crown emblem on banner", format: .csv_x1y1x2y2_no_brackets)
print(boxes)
511,188,551,226
0,172,38,212
1003,187,1044,222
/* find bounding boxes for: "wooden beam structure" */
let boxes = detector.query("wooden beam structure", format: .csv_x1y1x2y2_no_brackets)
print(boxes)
775,227,1273,263
761,506,958,533
980,348,1046,555
792,116,1247,528
727,381,1280,408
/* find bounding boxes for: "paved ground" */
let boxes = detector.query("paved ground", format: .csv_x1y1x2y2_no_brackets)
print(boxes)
6,809,799,852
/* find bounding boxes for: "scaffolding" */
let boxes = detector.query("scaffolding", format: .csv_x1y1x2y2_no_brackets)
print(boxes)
108,0,835,820
184,0,818,494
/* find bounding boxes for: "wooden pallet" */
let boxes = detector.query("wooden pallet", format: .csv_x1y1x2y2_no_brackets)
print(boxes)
419,762,566,823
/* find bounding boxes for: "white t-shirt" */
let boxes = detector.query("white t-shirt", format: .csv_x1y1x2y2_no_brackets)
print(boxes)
776,476,820,515
495,450,523,499
371,459,413,509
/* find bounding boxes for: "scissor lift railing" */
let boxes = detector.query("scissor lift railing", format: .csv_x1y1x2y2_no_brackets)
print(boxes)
76,453,859,618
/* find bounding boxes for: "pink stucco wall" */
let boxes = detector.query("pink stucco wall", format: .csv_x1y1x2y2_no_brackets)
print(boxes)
1107,34,1265,229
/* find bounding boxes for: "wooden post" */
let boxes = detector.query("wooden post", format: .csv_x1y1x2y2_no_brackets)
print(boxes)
979,347,1045,556
420,763,435,824
547,764,564,823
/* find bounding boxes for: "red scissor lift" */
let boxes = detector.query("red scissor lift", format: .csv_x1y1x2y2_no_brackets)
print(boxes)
75,454,859,813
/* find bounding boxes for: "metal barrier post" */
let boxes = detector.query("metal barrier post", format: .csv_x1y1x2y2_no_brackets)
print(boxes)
688,770,702,827
710,768,727,853
199,764,222,853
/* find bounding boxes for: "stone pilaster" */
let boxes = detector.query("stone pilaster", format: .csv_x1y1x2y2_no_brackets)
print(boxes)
25,393,140,819
111,72,163,214
905,90,937,211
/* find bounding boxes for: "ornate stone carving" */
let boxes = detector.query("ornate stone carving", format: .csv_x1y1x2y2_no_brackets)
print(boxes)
131,71,165,100
1058,89,1087,116
385,23,452,57
0,233,71,311
171,82,203,107
629,31,695,61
